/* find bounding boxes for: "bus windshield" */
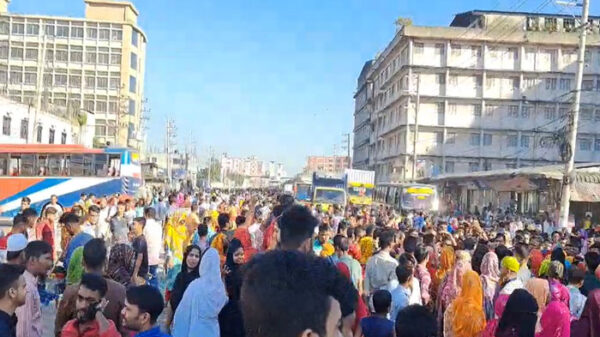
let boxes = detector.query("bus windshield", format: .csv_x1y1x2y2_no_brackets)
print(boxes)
314,188,345,205
400,186,437,211
347,186,373,198
296,184,311,201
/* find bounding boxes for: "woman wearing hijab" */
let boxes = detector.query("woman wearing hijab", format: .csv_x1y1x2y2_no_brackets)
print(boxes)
480,251,500,320
173,248,228,337
548,261,570,307
166,245,202,331
481,295,509,337
525,278,550,317
219,239,245,337
495,289,539,337
443,270,486,337
529,249,544,277
437,250,471,334
571,289,600,337
106,234,136,287
536,300,570,337
472,241,490,274
433,246,455,296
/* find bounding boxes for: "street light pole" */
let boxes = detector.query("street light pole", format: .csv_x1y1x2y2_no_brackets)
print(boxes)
559,0,589,229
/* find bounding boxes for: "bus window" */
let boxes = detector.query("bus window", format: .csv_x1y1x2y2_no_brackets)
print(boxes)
37,155,48,176
94,154,109,176
8,156,19,176
70,154,84,176
48,155,63,176
0,154,7,175
108,155,121,176
21,154,35,176
83,154,94,176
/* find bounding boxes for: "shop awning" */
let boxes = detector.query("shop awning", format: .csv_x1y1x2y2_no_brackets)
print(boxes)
571,182,600,202
488,176,538,192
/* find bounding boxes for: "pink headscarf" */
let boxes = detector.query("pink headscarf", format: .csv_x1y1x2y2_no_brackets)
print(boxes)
537,301,571,337
549,279,570,308
480,252,500,302
482,294,510,337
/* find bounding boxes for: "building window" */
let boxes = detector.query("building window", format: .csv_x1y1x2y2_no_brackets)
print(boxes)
70,50,83,63
595,138,600,151
111,30,122,41
97,77,108,89
451,44,461,56
71,27,84,38
85,76,95,89
469,162,480,172
130,52,137,70
507,135,518,147
508,105,519,118
24,73,37,85
36,125,42,142
98,53,109,65
132,31,139,47
595,109,600,122
580,138,592,151
435,43,445,55
128,122,135,140
470,133,480,146
55,74,67,86
129,76,136,93
86,51,97,64
473,104,481,117
585,50,591,64
524,77,536,88
86,28,97,39
521,135,530,148
56,25,69,37
512,77,520,90
445,161,455,173
483,133,492,146
483,160,492,171
48,128,55,144
544,106,555,120
2,115,10,135
110,78,120,89
19,118,28,139
559,78,571,90
26,24,39,35
99,29,110,40
61,131,67,144
583,80,594,91
414,42,424,54
506,163,517,169
129,99,136,116
521,105,530,119
564,18,575,31
0,21,8,35
56,50,68,62
581,108,593,121
10,47,23,60
69,75,81,88
545,78,557,90
445,132,456,144
11,23,24,35
485,105,496,117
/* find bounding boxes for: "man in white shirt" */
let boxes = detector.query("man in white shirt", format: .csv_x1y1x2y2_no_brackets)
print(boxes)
143,207,162,289
81,205,100,238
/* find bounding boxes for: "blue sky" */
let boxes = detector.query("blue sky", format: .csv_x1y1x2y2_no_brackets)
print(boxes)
8,0,599,174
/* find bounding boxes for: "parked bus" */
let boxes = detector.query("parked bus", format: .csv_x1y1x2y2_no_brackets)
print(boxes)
0,144,141,218
375,183,439,212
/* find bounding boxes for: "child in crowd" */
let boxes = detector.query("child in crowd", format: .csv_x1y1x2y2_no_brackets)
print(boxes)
355,289,395,337
568,266,587,319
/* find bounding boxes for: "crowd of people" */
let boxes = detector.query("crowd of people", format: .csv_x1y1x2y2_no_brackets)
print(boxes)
0,189,600,337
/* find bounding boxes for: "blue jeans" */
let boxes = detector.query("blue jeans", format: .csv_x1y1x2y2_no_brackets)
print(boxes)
147,265,159,289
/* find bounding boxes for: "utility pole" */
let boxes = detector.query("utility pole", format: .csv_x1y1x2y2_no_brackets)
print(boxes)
559,0,589,229
342,133,351,168
411,75,421,182
165,118,176,189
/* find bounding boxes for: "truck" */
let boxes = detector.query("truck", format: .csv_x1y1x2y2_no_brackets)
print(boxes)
345,169,375,206
312,172,347,211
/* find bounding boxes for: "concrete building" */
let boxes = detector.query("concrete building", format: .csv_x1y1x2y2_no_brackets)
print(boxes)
305,155,350,173
0,0,147,149
220,154,286,187
355,10,600,183
353,61,373,170
0,95,95,146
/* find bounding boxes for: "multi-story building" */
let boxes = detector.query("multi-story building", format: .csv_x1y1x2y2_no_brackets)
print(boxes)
353,61,373,170
355,10,600,183
220,154,286,180
305,155,350,173
0,0,147,149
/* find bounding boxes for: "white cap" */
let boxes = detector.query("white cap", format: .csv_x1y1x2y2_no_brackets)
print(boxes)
7,233,28,252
